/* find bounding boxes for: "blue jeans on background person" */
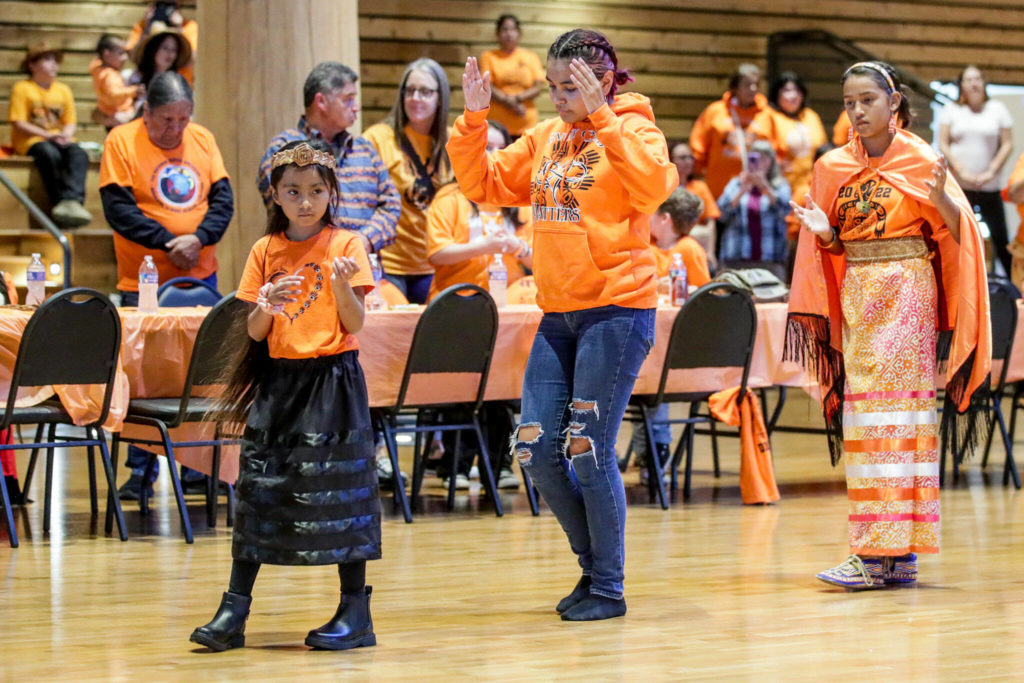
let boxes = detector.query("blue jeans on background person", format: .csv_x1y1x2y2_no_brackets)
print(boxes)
513,305,656,600
119,271,219,494
383,272,432,305
629,403,671,464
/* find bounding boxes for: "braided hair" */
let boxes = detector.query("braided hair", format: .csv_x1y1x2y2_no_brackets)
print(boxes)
547,29,633,97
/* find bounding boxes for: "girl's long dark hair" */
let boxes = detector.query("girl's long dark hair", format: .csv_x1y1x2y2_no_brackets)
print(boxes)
215,139,339,427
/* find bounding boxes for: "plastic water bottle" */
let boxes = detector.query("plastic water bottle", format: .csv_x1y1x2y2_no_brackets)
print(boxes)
669,253,688,306
138,255,159,313
488,255,507,308
365,253,387,311
26,253,45,306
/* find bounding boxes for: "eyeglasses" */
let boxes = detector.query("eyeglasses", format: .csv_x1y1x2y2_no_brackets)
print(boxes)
404,86,438,100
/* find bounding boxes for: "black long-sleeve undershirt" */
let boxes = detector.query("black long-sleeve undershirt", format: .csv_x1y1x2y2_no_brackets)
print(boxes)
100,178,235,249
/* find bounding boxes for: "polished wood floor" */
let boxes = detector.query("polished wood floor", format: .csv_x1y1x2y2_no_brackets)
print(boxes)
3,392,1024,680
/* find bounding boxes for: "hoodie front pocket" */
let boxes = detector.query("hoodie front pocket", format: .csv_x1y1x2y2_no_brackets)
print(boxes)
532,226,606,305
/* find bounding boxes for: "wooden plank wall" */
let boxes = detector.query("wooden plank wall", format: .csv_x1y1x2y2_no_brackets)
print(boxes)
358,0,1024,141
0,0,197,148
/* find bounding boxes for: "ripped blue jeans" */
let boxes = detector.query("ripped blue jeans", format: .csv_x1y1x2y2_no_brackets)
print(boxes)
514,305,655,599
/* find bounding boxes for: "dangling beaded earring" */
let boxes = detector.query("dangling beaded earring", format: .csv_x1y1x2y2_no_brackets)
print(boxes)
848,124,855,142
888,112,897,135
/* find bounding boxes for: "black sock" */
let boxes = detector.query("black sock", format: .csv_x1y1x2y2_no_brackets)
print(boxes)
338,561,366,595
228,559,260,597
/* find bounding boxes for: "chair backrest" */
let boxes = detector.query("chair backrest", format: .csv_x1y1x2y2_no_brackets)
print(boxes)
989,281,1018,389
181,291,249,391
157,276,222,307
656,282,758,403
2,288,121,429
394,284,498,412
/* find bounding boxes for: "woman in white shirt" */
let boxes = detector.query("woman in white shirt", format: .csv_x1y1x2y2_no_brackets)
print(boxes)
938,65,1014,275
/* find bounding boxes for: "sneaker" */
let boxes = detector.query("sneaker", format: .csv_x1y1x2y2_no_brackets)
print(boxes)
441,474,470,490
51,199,92,228
884,553,918,585
117,473,155,501
497,468,520,490
375,453,407,488
816,554,886,590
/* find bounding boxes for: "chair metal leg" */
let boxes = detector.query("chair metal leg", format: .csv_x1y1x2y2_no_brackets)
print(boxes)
225,484,235,527
684,404,699,500
767,386,787,435
208,423,222,528
520,464,540,516
0,445,17,547
640,403,668,510
105,432,121,534
473,418,502,517
94,428,127,541
139,453,157,516
981,396,998,469
86,445,98,515
43,424,56,533
154,422,193,543
382,419,412,523
669,427,687,494
709,422,721,479
22,423,45,494
447,430,463,511
994,403,1021,489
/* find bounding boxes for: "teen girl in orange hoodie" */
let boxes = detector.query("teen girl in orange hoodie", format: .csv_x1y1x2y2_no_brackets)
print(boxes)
449,28,677,622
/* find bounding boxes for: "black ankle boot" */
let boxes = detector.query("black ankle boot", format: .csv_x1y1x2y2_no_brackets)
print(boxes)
560,594,627,621
305,586,376,650
555,575,592,614
189,591,251,651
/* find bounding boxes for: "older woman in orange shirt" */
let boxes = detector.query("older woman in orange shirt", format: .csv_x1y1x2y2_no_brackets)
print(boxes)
479,14,545,139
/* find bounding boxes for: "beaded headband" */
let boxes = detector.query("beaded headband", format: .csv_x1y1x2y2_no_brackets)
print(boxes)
845,62,895,94
270,142,336,170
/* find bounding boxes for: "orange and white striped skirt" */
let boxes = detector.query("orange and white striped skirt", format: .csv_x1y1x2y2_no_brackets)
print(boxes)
841,237,939,556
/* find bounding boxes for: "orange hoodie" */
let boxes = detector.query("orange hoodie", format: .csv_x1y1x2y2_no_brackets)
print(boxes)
689,92,781,199
446,93,678,313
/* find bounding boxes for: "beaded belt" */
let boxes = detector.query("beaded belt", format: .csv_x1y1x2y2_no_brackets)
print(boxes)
844,236,929,263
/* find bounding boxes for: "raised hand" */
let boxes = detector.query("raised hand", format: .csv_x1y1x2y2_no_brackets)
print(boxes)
331,256,361,284
267,275,304,305
462,57,492,112
789,194,833,242
925,155,950,205
569,58,608,115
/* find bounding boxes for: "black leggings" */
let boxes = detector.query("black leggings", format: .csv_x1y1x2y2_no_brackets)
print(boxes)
964,189,1010,276
228,559,366,597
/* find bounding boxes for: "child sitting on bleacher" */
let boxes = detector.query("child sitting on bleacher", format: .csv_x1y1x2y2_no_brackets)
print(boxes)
9,42,92,228
90,34,143,131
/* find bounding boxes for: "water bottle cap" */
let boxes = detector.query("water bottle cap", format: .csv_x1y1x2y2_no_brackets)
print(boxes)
31,253,41,259
144,255,154,263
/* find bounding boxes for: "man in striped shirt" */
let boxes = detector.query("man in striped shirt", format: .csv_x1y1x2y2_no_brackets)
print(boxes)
258,62,400,253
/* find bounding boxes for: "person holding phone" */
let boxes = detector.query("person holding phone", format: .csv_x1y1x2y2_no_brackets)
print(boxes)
716,140,792,271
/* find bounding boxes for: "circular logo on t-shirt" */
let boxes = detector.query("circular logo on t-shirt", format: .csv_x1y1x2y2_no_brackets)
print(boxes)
152,161,200,210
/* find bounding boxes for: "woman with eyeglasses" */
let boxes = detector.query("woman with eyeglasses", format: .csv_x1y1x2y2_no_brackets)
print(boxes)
364,58,453,303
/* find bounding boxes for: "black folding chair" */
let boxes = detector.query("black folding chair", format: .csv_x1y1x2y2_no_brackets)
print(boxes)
627,283,758,508
157,276,223,307
943,281,1020,488
107,294,248,542
0,288,127,547
372,284,503,522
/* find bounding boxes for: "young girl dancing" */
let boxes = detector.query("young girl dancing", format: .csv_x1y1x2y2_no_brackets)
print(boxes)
190,139,380,650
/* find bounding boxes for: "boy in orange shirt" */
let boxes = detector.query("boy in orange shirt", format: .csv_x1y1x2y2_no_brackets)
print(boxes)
649,187,711,286
90,34,142,130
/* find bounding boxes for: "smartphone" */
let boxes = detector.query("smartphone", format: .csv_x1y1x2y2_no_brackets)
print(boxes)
152,1,176,24
747,152,760,167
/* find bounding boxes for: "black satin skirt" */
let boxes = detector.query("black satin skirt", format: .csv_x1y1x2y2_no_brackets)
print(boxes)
232,350,381,566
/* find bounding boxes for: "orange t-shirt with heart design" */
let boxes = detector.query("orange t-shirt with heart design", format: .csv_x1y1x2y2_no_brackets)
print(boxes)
236,226,374,359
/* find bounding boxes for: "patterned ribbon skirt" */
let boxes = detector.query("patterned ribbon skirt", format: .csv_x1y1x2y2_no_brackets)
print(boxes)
232,351,382,566
841,237,939,556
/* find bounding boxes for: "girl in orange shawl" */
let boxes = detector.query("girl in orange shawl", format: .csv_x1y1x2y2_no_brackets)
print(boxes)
787,62,990,590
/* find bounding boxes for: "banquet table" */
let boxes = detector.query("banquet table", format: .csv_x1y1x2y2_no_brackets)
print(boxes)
2,300,1022,484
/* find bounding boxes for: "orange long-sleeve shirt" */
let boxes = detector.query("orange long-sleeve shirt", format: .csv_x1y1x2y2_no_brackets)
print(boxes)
447,93,678,313
689,92,781,199
90,58,140,116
